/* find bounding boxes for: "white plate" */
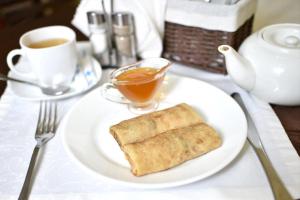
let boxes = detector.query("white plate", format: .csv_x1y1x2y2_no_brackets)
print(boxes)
7,46,102,101
62,75,247,189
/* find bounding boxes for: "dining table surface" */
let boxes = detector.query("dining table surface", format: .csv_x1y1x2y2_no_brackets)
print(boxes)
0,0,300,200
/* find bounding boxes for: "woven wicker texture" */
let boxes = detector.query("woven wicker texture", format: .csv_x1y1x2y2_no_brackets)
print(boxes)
163,16,254,74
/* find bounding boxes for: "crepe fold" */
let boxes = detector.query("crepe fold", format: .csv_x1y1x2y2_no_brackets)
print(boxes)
122,123,222,176
110,103,203,146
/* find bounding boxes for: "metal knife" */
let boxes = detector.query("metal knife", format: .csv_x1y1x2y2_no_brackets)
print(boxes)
199,0,240,5
232,93,293,200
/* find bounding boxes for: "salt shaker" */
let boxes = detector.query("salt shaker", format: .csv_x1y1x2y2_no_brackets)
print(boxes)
87,11,110,67
112,12,137,66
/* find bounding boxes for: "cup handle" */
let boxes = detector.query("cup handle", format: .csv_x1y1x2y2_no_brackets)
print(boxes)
6,49,32,77
101,83,130,104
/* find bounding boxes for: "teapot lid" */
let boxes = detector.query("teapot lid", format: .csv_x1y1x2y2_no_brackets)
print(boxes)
261,24,300,52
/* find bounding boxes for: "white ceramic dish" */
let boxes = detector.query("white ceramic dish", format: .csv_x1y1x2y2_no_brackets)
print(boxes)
7,51,102,101
61,75,247,189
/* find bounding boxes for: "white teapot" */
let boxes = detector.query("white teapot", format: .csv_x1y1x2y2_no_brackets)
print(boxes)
218,24,300,106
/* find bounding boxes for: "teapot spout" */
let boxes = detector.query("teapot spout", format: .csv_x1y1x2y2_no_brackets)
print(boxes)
218,45,255,91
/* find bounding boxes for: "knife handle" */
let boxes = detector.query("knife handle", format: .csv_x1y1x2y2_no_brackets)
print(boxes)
248,138,293,200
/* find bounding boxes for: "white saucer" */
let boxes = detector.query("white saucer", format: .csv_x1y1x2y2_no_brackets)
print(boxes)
7,54,102,101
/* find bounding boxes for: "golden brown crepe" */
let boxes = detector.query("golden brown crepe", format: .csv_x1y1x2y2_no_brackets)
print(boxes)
122,123,222,176
110,103,203,146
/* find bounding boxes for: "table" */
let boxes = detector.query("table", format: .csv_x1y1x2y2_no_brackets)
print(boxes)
0,0,299,199
272,106,300,155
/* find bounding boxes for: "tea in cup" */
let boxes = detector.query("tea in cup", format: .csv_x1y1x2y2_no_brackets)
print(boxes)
6,26,78,95
102,58,171,114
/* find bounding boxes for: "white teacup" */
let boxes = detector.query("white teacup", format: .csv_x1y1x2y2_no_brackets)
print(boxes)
6,26,78,95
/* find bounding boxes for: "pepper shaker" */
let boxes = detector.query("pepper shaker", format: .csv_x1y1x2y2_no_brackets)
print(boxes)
112,12,137,66
87,11,110,67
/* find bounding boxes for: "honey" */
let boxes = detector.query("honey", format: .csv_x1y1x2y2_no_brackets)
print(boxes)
115,67,165,103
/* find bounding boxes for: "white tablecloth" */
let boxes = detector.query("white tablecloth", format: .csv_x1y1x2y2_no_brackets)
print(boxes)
0,60,300,199
1,0,300,198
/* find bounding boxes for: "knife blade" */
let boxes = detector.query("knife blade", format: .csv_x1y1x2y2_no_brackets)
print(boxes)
198,0,240,5
232,92,293,200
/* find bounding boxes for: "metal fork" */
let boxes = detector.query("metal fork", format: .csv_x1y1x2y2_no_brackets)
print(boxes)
18,101,58,200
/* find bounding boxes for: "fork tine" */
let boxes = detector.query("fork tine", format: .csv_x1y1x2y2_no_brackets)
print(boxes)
35,101,43,135
46,101,52,133
41,101,47,133
52,102,58,133
36,101,58,134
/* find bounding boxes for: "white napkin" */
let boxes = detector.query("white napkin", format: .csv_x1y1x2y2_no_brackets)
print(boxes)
72,0,167,58
166,0,257,32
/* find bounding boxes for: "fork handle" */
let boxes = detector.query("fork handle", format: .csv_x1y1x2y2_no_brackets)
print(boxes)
18,145,40,200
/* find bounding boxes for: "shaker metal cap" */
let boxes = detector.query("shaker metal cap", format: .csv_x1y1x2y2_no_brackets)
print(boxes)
87,11,106,25
112,12,134,26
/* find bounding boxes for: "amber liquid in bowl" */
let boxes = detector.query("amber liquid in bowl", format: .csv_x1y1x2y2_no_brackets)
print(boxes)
115,67,165,104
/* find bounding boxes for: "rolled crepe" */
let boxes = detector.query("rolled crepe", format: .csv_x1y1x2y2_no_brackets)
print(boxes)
110,103,203,146
122,123,222,176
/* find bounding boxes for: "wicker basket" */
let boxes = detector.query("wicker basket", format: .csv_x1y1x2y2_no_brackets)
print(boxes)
163,15,254,74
